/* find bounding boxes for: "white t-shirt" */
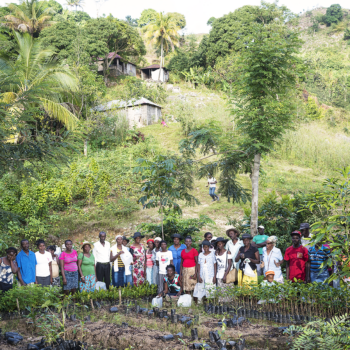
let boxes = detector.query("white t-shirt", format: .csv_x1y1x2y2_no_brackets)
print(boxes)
208,177,217,188
35,251,53,277
216,251,232,279
156,250,173,275
301,234,313,250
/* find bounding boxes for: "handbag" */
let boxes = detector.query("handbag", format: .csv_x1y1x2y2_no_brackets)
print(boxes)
225,251,237,284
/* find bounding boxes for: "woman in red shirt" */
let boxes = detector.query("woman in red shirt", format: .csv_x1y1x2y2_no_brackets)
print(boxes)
180,236,199,294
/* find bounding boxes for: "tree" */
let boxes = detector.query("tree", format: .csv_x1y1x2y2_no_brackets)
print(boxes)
138,8,157,27
324,4,343,26
3,0,56,36
66,0,84,11
0,32,78,130
207,17,216,26
166,12,186,29
143,12,180,80
133,154,198,239
84,17,146,82
125,15,138,27
43,0,63,14
206,2,294,66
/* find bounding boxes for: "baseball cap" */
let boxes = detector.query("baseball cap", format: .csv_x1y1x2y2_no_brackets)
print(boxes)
291,230,301,237
299,223,310,230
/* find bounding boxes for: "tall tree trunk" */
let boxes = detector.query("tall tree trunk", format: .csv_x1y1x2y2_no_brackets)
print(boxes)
250,153,261,236
158,37,163,82
84,139,88,156
160,202,164,240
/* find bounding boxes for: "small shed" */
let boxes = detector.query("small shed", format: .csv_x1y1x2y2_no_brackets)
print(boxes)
97,52,136,77
93,97,162,128
141,64,169,82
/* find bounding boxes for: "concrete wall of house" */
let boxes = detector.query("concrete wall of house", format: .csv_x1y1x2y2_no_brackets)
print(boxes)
127,63,136,76
151,68,169,82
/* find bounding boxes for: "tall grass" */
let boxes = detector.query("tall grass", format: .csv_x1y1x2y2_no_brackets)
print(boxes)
274,123,350,173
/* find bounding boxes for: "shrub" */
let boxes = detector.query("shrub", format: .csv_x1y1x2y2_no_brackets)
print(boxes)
344,28,350,40
324,4,343,26
306,96,324,119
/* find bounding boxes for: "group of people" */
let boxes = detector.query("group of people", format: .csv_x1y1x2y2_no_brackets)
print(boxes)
0,222,332,298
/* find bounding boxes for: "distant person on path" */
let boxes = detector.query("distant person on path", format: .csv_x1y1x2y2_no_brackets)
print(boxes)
111,236,133,287
152,237,162,286
261,236,283,282
16,239,37,286
93,231,111,289
252,226,269,276
156,240,173,294
78,242,97,292
145,239,155,284
236,234,259,288
284,231,309,283
206,174,219,202
59,240,79,295
225,228,244,278
168,234,186,274
180,236,198,294
300,223,313,249
130,232,146,286
308,243,331,283
35,239,53,287
0,247,18,292
48,245,60,287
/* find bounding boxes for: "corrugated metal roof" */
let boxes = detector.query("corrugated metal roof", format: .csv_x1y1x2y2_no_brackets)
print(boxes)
97,52,122,61
93,97,162,112
141,64,168,70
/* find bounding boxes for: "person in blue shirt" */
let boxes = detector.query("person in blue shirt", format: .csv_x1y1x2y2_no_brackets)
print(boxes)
16,239,37,286
168,234,186,274
308,244,331,283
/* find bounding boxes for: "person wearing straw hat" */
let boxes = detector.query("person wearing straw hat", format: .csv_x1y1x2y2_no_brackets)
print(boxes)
130,232,146,286
152,237,162,286
111,235,133,287
78,242,97,292
168,234,186,274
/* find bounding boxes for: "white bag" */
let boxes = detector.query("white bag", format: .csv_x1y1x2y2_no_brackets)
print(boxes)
152,297,163,308
244,263,256,278
193,282,206,300
177,294,192,307
95,281,106,290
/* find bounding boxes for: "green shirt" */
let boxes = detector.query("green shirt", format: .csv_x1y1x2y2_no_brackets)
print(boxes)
253,235,269,254
78,253,95,276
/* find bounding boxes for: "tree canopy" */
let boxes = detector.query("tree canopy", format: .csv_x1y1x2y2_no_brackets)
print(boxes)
324,4,343,26
138,8,157,27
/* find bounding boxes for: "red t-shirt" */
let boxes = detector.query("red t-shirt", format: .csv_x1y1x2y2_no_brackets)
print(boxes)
284,245,308,281
181,248,199,268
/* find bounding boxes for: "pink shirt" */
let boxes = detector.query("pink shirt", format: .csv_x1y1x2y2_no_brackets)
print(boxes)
146,253,153,268
59,250,78,272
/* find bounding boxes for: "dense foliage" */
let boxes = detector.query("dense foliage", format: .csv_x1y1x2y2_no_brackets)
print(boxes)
323,4,343,26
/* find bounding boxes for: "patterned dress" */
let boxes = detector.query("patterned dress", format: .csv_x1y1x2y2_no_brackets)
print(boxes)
130,245,145,286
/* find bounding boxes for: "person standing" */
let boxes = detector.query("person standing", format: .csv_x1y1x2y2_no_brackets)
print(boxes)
156,240,173,294
215,237,232,301
78,242,97,292
111,235,133,287
152,237,162,286
47,245,60,287
300,223,313,249
145,239,155,285
93,231,111,289
225,228,244,277
35,239,53,287
199,232,216,253
252,226,269,276
180,236,198,294
122,236,134,287
59,240,79,295
308,243,331,283
206,174,219,202
130,232,146,286
261,236,283,282
0,247,18,292
284,231,309,283
236,234,260,287
168,234,186,274
16,239,37,286
198,240,216,298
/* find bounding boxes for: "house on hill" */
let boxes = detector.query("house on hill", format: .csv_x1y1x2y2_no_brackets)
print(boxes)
93,97,162,128
140,65,169,82
97,52,136,77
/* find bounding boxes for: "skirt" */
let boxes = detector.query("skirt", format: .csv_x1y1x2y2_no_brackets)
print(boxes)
146,267,153,285
79,274,96,292
182,266,197,292
37,276,51,287
238,269,258,288
217,278,230,303
64,271,79,291
153,265,159,285
51,276,61,287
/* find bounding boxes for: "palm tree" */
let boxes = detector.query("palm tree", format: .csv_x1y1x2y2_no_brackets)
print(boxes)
0,32,78,130
66,0,85,11
143,12,180,81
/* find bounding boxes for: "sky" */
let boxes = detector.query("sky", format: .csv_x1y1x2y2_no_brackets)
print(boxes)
1,0,350,33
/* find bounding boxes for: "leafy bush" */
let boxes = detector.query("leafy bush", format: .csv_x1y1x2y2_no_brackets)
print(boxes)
344,28,350,40
323,4,343,26
306,96,324,119
173,102,197,136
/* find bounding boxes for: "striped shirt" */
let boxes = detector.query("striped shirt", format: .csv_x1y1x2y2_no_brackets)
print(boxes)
308,245,330,272
116,247,124,267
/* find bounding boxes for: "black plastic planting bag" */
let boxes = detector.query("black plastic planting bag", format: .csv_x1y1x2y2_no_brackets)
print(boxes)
235,338,246,350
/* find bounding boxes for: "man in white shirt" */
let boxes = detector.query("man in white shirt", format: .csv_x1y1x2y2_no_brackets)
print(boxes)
93,231,111,289
207,174,219,202
300,223,313,249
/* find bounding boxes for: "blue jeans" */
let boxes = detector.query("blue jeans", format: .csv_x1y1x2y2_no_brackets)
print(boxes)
310,269,329,283
124,268,133,287
114,267,125,288
209,187,218,200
